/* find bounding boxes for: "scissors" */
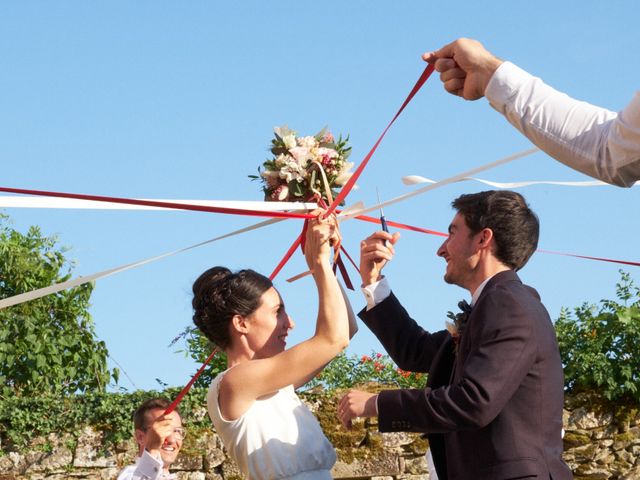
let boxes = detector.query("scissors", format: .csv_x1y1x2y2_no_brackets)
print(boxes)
376,188,391,248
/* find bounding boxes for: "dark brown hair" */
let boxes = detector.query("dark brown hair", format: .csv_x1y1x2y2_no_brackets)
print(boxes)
452,190,539,271
133,397,177,430
192,267,273,349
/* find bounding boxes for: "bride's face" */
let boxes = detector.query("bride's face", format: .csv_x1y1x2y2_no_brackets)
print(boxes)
244,287,295,359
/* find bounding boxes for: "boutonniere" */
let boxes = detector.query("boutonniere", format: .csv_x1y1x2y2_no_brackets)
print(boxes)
445,299,473,349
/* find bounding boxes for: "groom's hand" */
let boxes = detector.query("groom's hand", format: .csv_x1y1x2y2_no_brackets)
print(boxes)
359,231,400,286
338,390,379,429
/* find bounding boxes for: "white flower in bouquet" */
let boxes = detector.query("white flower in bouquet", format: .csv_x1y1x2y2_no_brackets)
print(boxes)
282,134,297,150
334,162,355,186
299,135,318,149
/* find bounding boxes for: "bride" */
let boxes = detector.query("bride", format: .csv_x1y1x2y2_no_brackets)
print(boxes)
192,210,354,479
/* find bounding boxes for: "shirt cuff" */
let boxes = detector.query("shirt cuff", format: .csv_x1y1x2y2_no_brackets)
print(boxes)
361,277,391,311
485,61,533,113
136,450,164,480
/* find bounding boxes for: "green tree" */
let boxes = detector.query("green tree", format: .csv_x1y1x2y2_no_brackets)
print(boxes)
0,215,117,397
555,271,640,404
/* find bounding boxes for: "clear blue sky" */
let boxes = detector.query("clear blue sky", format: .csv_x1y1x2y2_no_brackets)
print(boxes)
2,1,639,392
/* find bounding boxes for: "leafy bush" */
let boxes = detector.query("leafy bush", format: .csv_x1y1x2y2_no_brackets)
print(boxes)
305,352,427,390
555,271,640,404
0,387,212,450
0,215,117,396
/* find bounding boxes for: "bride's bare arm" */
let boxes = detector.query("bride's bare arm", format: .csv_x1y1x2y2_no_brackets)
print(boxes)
221,212,349,418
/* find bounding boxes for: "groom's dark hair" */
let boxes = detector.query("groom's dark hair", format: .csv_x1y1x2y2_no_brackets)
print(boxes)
452,190,539,271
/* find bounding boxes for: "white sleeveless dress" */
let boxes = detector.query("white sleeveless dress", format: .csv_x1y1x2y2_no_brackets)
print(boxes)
207,371,336,480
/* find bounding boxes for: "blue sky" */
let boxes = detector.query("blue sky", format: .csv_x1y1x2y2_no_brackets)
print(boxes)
2,1,639,392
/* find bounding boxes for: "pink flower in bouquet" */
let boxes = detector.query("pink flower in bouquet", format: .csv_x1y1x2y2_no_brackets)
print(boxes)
321,132,334,143
289,146,313,165
317,147,338,163
271,184,289,201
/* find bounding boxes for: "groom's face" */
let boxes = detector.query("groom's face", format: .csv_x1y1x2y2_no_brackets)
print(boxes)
437,213,481,288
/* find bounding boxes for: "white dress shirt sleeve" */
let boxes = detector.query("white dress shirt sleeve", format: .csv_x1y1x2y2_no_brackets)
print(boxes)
486,61,640,187
116,450,164,480
361,277,391,311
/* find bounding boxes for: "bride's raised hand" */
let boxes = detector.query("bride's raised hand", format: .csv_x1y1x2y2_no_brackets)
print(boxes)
304,210,340,270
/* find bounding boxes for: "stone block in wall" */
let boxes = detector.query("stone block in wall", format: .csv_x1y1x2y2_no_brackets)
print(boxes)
0,451,23,474
203,472,224,480
627,426,640,444
204,446,226,471
101,467,120,479
593,447,614,466
73,427,116,468
592,424,618,441
614,449,636,467
29,473,105,479
332,451,400,478
563,430,593,449
220,458,245,480
396,475,430,480
571,443,600,463
373,432,417,450
403,455,427,475
173,454,203,471
188,430,225,471
568,407,614,431
574,464,613,479
621,466,640,480
176,472,206,480
23,433,73,474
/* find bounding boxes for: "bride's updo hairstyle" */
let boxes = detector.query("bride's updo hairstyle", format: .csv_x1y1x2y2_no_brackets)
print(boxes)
192,266,273,349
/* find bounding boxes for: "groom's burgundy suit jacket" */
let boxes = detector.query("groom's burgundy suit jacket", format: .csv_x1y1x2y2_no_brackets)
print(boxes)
359,270,572,480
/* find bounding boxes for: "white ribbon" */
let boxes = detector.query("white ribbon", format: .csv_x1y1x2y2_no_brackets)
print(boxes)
0,197,318,211
0,200,365,310
339,147,540,221
0,218,285,309
401,175,634,188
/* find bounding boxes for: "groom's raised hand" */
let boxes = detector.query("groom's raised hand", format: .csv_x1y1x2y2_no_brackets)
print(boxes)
359,231,400,286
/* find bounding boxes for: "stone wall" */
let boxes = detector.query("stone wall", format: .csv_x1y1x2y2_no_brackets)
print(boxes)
0,393,638,480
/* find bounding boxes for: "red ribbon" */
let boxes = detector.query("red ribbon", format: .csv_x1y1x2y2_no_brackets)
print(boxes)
0,186,314,220
326,64,435,216
163,347,219,415
270,234,303,281
537,249,640,267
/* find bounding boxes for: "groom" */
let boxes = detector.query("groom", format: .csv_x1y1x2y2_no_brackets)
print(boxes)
339,190,572,480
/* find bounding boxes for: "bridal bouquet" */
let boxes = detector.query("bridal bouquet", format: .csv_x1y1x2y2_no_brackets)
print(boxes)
250,125,353,204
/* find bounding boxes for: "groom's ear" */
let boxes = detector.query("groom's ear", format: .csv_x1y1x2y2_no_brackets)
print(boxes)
477,228,494,249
